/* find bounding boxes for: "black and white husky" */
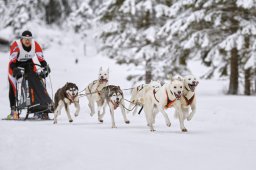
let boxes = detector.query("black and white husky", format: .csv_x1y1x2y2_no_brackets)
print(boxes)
85,67,109,118
97,85,130,128
53,82,80,124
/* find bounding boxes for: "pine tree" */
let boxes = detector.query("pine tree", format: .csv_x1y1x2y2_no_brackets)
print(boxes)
159,0,256,95
66,1,93,37
0,1,6,29
98,0,172,83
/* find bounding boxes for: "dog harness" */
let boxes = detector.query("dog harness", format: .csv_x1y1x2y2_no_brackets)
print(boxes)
153,89,159,102
183,94,195,106
185,86,190,91
164,90,176,109
110,100,119,110
67,94,76,103
137,84,144,92
87,80,107,95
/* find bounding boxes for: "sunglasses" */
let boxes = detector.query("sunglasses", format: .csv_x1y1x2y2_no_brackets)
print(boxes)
21,36,33,40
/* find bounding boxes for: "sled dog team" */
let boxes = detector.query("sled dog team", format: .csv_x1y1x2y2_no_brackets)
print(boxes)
53,67,199,132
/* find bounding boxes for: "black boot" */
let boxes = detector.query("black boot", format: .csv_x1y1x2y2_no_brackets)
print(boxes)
42,113,49,120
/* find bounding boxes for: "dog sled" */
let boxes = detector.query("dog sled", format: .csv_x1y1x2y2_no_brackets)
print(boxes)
4,63,54,121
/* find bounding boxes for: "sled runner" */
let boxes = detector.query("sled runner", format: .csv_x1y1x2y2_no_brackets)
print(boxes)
2,117,53,121
12,63,54,120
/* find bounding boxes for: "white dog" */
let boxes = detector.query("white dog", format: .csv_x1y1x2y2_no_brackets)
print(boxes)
178,75,199,121
128,80,161,115
85,67,109,117
143,78,185,132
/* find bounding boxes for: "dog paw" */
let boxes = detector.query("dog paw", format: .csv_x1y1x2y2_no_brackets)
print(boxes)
69,119,73,123
90,113,95,117
187,116,192,121
125,120,130,124
112,125,117,128
150,129,156,132
166,122,171,127
53,121,57,124
182,128,188,132
98,119,103,123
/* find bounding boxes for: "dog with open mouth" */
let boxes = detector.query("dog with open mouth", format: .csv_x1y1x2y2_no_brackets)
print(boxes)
142,77,184,132
179,75,199,121
85,67,109,118
53,82,80,124
97,85,130,128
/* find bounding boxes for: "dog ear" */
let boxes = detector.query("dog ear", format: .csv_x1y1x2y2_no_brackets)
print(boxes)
64,83,68,89
177,76,183,81
107,67,109,73
99,66,103,72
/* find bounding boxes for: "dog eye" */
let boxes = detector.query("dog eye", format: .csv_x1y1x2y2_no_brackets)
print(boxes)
180,86,182,88
174,86,176,89
189,78,191,80
104,74,106,75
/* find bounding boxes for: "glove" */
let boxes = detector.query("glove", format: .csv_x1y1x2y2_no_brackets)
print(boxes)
39,65,51,79
43,65,51,77
13,68,22,79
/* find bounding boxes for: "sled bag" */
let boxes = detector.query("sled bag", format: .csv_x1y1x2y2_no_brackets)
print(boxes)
26,71,53,113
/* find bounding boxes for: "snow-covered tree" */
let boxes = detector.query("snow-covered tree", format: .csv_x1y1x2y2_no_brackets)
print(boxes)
66,1,93,37
3,0,39,35
159,0,256,95
0,1,6,29
98,0,173,83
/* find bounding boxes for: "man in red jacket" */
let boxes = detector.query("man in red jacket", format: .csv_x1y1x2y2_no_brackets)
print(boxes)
8,30,51,119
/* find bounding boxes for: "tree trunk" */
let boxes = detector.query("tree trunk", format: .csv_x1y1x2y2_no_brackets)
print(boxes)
228,48,239,94
45,0,62,24
145,58,152,84
244,68,251,95
254,69,256,94
244,36,251,95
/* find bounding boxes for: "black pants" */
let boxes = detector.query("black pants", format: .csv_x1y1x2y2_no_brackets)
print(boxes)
9,79,16,110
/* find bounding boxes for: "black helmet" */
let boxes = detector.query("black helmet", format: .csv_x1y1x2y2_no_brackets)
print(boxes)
21,30,33,39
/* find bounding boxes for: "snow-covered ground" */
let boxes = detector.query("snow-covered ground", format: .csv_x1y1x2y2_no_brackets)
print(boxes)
0,28,256,170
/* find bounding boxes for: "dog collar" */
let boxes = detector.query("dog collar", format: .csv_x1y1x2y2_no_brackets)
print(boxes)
99,79,108,84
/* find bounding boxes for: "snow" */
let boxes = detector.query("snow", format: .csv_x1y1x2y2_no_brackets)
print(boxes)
0,27,14,41
236,0,254,9
244,54,255,69
1,27,256,170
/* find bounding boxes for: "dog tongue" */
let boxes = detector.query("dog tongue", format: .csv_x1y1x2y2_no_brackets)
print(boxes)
189,85,195,91
175,93,181,99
